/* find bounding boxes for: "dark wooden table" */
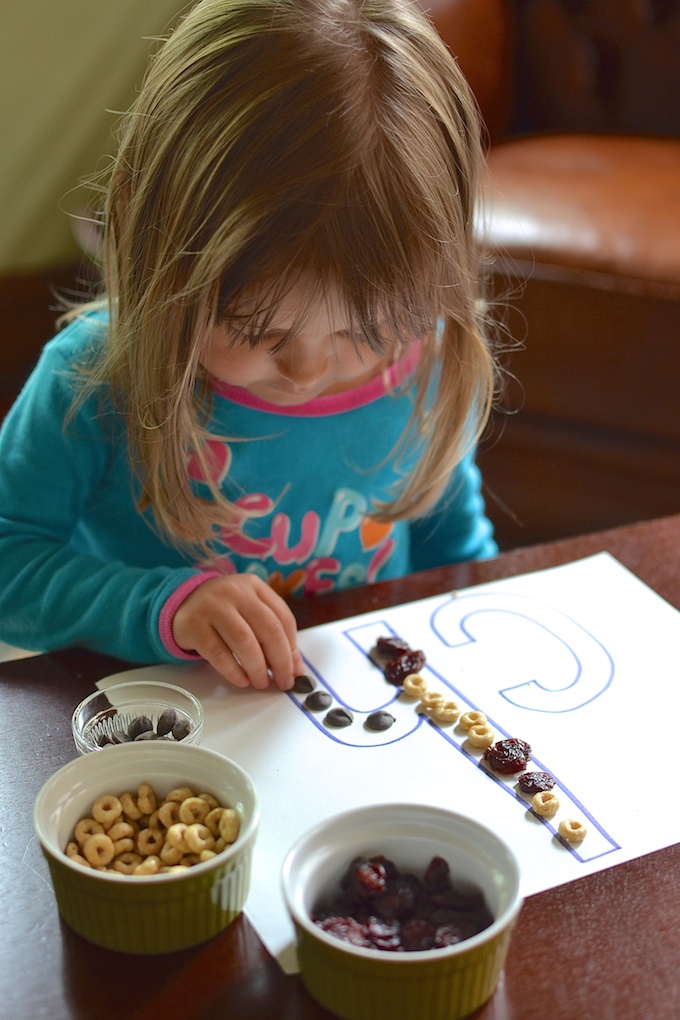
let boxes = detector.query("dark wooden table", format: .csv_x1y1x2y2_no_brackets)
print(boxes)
3,514,680,1020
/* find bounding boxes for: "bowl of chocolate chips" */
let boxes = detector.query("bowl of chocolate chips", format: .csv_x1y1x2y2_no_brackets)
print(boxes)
282,803,523,1020
72,679,204,755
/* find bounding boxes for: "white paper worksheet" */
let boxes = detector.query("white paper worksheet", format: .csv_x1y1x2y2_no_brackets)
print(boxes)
98,553,680,973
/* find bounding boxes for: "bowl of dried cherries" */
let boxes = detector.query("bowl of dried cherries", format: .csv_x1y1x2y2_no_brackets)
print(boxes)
33,741,259,953
282,803,523,1020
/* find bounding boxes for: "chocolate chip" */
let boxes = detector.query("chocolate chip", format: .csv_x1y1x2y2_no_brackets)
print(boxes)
157,707,178,736
304,691,332,711
172,718,191,741
109,730,130,744
324,707,354,728
365,711,395,731
128,715,153,740
293,674,316,694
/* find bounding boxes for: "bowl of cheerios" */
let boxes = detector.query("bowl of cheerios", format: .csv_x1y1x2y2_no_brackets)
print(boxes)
282,803,523,1020
33,741,260,953
71,679,205,754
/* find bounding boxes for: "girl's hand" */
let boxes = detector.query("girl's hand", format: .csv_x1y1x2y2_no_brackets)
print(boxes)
171,574,305,690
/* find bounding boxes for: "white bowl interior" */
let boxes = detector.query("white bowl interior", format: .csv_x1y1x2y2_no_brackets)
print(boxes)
283,803,521,956
34,741,259,879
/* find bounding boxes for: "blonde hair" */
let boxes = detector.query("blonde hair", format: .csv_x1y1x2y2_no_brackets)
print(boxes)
77,0,496,555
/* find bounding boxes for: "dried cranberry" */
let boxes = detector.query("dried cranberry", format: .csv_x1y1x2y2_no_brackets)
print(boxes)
429,887,486,913
376,636,412,658
424,855,451,893
384,649,426,686
484,737,532,774
340,856,367,889
517,770,555,793
433,924,464,948
342,858,387,899
356,860,387,894
400,918,436,952
315,916,372,947
432,908,493,945
364,916,402,951
368,855,399,879
375,879,419,920
436,910,491,941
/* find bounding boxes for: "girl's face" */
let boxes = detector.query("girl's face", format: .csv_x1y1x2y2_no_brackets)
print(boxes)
201,280,395,406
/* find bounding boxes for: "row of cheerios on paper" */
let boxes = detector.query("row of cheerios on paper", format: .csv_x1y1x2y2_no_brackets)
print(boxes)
374,635,587,847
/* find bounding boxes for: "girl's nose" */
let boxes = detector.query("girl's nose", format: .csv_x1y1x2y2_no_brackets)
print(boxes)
275,339,328,388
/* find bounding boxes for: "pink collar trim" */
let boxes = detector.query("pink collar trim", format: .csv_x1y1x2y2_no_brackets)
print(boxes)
209,345,420,417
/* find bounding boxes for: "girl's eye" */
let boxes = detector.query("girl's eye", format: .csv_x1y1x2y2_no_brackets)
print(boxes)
231,329,285,350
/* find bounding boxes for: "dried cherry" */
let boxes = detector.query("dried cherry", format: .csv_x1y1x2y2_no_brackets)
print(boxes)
341,857,388,898
424,855,451,892
484,737,532,774
400,918,436,952
376,636,412,658
434,924,464,948
374,876,422,919
433,917,480,946
316,916,372,947
384,649,426,687
364,916,401,951
517,770,555,793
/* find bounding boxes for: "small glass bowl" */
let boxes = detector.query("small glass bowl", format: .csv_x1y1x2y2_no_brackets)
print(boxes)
72,680,204,755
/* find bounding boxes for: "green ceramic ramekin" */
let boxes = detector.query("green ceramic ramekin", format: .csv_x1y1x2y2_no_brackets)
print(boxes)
282,803,523,1020
33,741,259,953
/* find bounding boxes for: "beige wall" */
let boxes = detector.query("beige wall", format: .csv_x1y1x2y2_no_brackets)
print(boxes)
0,0,187,274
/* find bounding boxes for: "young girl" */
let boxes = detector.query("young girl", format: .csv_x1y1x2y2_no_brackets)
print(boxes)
0,0,498,690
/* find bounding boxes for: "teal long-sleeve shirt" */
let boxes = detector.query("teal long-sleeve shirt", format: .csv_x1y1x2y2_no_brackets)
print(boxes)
0,314,497,663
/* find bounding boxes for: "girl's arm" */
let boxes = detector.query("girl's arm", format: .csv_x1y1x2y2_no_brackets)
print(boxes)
0,328,301,687
408,449,498,571
0,336,197,663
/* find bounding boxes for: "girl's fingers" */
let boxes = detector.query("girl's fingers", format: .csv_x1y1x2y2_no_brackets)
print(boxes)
292,647,306,679
219,597,295,690
227,579,300,690
193,628,251,689
256,583,301,656
171,574,300,690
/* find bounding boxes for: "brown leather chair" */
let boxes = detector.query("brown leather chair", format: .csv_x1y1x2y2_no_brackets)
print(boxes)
423,0,680,549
